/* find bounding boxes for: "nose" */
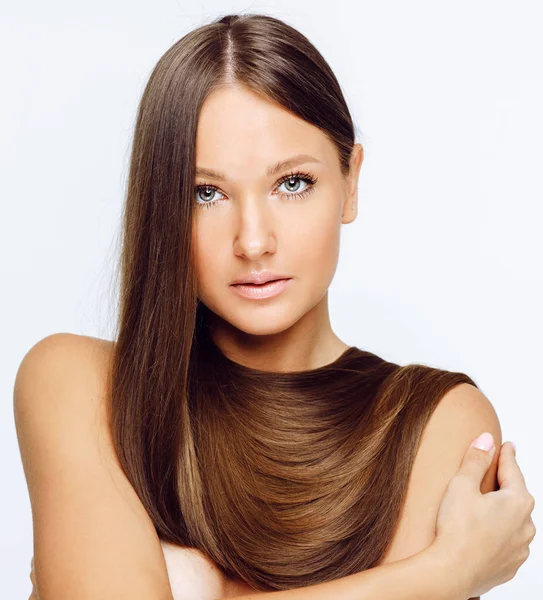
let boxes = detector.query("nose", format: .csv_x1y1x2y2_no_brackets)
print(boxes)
232,199,277,261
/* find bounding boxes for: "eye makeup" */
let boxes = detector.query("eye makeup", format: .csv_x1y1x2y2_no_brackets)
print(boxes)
194,169,318,209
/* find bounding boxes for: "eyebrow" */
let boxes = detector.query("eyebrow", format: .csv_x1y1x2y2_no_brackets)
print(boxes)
195,154,322,181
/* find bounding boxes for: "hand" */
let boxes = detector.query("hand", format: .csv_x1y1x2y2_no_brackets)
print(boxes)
432,437,536,598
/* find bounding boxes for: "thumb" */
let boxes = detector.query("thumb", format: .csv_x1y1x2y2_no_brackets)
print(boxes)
456,432,497,485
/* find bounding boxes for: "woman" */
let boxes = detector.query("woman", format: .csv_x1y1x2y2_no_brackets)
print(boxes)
16,12,535,600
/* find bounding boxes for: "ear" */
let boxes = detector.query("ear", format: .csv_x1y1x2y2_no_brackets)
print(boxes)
342,143,364,224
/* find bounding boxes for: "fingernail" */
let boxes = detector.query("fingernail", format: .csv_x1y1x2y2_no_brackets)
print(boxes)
511,441,517,455
471,432,494,451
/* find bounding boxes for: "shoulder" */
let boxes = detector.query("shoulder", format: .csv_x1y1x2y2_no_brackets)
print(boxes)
380,382,502,563
15,331,114,376
422,382,501,475
14,332,114,414
414,382,502,493
13,332,117,499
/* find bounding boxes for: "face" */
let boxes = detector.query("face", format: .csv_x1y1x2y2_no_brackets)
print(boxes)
191,84,363,339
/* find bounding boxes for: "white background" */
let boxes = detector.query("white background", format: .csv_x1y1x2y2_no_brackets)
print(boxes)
1,0,541,597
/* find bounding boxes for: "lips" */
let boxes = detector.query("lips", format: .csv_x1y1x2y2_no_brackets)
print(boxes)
233,278,286,286
230,277,292,300
231,272,291,286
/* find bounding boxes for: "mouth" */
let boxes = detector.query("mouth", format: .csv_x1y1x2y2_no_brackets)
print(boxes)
232,278,288,287
230,278,292,299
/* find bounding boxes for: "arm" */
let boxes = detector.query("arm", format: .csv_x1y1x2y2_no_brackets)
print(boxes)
370,382,502,600
14,333,176,600
27,543,464,600
17,337,490,600
224,546,464,600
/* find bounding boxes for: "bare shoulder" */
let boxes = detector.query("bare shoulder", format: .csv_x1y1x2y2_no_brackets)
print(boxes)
380,382,502,564
416,382,502,492
15,331,114,388
14,332,115,460
14,332,114,458
13,333,177,599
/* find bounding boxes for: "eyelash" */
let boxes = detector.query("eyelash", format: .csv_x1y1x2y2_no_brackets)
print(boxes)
194,170,318,209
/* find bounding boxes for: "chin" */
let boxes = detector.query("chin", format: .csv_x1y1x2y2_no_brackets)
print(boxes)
228,314,297,337
209,300,301,336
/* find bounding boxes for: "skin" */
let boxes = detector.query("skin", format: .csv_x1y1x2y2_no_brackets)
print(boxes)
191,83,364,372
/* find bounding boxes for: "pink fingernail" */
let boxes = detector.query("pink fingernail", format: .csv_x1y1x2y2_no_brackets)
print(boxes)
471,432,494,451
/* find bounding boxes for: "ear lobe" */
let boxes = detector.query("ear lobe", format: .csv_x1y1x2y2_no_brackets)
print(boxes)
342,197,358,224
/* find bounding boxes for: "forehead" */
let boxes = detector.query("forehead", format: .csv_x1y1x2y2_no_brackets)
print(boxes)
195,85,336,180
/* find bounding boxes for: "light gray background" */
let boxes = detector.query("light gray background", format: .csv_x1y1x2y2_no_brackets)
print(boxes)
1,0,541,597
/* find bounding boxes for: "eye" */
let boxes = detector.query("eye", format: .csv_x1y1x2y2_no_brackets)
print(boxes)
195,184,225,208
194,170,318,209
277,175,309,195
275,170,318,201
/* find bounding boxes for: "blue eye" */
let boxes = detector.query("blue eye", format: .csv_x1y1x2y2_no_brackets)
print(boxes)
195,185,224,207
194,170,318,209
277,175,309,196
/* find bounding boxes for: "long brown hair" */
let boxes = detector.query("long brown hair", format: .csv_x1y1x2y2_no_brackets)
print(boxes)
107,12,477,591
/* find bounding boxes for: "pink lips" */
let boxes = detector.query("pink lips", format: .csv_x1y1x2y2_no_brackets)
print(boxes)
230,278,292,300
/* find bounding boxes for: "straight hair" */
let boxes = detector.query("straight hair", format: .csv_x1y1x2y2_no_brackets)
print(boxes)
107,12,477,590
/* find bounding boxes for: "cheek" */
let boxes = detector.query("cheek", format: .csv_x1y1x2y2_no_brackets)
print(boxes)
289,208,341,274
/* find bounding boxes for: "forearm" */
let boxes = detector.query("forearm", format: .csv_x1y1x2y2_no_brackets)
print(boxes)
229,547,468,600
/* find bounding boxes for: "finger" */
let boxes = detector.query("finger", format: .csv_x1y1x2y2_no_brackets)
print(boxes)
455,433,497,487
497,441,527,490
